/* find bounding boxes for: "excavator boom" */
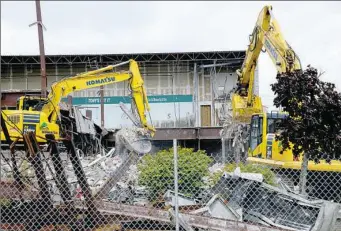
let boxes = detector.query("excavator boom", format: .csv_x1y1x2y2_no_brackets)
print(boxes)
226,5,341,174
43,59,154,135
1,59,155,149
232,5,302,122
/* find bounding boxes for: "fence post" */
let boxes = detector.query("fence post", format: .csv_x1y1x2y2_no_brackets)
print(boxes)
173,139,179,231
222,137,226,163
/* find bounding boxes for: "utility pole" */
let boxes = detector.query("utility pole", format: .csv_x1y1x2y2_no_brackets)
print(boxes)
30,0,47,98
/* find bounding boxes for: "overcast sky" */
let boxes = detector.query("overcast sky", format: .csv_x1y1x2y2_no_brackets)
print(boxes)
2,1,341,109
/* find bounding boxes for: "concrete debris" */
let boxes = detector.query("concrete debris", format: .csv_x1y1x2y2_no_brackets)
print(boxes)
224,167,264,182
115,127,152,155
1,150,129,203
85,147,116,168
220,122,250,163
201,163,226,187
208,162,225,173
0,163,12,178
106,166,149,205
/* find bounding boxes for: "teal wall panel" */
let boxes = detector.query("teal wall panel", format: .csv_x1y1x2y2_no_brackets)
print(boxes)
62,94,193,105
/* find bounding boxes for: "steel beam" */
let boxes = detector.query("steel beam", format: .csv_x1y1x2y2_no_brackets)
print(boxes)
100,85,104,128
152,127,222,140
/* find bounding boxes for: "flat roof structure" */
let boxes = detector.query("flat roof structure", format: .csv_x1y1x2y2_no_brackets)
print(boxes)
1,50,245,66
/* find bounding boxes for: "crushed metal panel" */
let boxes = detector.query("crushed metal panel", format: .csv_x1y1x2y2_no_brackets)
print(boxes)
218,174,341,231
73,106,97,135
207,195,242,221
164,190,198,207
190,194,242,222
229,180,320,230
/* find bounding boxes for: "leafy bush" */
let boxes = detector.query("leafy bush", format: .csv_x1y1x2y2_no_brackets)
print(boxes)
210,163,277,186
137,147,213,201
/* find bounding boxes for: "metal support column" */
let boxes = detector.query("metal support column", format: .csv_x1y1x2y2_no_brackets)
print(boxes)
158,62,161,95
193,63,198,127
211,60,216,127
9,65,13,89
55,64,58,82
100,85,104,128
172,63,176,128
24,64,28,90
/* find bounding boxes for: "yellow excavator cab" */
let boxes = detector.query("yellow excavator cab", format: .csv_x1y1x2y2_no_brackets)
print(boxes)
247,111,341,172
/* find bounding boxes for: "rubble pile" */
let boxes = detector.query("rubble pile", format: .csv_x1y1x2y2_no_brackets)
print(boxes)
206,168,341,231
35,152,126,200
106,164,150,205
271,67,341,161
2,150,341,230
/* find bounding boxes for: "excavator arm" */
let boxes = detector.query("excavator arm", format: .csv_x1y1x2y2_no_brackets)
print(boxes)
42,59,155,136
232,5,302,122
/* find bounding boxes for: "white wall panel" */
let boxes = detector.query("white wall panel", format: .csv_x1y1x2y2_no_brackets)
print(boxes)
78,101,193,129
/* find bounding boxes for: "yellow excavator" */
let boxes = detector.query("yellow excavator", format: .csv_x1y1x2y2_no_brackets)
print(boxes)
229,5,341,172
1,59,155,153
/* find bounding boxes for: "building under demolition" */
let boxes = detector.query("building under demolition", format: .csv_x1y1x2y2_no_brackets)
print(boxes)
1,51,258,151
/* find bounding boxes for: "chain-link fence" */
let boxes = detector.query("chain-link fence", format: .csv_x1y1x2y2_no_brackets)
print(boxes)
1,132,341,231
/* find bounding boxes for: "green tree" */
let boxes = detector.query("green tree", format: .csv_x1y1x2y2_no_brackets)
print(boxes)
137,147,213,201
271,67,341,193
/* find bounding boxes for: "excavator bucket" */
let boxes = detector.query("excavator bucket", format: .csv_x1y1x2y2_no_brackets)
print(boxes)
115,127,152,155
116,102,153,155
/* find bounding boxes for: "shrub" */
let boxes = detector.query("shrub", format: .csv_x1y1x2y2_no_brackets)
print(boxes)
137,147,213,201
